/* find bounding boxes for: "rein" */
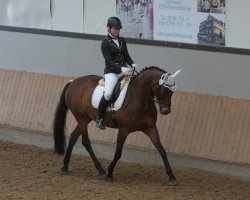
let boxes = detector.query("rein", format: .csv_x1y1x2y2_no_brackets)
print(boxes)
130,69,172,108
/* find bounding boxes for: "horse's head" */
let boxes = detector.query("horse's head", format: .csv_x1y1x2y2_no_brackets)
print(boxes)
157,70,181,115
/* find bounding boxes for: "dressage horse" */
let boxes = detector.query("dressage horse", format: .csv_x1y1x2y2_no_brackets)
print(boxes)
53,66,181,186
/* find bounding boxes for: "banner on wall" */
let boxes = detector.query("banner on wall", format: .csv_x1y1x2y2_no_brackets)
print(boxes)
116,0,226,46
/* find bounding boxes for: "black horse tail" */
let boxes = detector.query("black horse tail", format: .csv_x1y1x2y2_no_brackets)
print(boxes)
53,81,71,155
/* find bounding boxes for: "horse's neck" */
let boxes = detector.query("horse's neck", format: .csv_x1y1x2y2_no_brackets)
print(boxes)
134,70,162,96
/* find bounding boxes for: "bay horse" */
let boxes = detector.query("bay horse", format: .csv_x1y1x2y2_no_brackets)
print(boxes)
53,66,181,186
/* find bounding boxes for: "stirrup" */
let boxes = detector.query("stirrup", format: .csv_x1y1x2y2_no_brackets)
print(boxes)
96,118,105,130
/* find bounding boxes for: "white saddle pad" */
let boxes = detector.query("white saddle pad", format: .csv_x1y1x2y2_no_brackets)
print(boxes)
91,79,130,111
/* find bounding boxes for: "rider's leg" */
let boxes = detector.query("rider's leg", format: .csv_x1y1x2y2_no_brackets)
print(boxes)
96,96,110,129
96,73,119,129
104,73,120,101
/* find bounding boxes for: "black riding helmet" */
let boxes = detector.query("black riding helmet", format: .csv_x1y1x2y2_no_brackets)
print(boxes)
107,17,122,29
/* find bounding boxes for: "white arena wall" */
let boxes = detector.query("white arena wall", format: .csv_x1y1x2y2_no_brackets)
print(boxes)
0,30,250,100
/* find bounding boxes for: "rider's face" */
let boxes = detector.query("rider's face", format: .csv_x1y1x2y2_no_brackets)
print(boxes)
110,28,120,37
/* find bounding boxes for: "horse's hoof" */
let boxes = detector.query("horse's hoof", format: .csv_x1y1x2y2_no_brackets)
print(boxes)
99,174,106,180
60,167,69,175
168,178,177,186
99,172,106,180
105,175,113,182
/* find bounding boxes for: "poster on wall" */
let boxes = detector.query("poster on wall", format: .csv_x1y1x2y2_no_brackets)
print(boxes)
196,0,225,45
116,0,154,39
116,0,226,46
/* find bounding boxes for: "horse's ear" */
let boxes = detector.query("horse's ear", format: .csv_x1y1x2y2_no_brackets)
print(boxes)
159,74,166,85
163,73,169,81
170,69,181,79
161,70,181,91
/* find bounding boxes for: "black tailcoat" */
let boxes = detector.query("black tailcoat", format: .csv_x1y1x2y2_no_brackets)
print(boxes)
101,34,134,74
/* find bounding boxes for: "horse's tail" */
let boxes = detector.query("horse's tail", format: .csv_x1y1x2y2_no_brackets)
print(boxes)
53,81,71,155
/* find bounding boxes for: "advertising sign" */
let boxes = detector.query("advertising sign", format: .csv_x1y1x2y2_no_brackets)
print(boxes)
117,0,226,46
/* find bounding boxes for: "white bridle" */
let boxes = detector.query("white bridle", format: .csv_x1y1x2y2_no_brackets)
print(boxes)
159,70,181,91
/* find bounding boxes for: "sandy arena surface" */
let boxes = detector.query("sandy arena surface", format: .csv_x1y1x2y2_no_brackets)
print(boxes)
0,140,249,200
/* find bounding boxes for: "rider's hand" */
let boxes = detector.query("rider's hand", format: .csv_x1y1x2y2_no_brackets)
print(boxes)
121,67,132,75
132,63,138,68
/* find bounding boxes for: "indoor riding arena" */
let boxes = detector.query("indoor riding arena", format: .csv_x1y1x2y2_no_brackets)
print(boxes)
0,0,250,200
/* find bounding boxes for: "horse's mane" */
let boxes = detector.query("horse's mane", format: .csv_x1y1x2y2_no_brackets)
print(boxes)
134,66,166,79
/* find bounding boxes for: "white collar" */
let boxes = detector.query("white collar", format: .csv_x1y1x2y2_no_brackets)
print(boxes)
112,38,119,47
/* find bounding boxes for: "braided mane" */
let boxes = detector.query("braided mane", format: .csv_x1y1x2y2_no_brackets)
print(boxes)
134,66,166,78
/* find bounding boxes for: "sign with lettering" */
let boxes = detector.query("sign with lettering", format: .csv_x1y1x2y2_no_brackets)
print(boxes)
116,0,226,46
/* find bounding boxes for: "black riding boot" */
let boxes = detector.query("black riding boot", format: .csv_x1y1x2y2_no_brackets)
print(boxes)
96,96,110,129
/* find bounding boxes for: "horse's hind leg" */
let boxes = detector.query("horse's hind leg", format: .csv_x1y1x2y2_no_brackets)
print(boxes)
144,125,177,186
81,126,106,179
61,126,81,174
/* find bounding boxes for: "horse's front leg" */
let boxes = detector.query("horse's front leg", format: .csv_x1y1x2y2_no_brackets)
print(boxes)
106,129,128,182
144,125,177,186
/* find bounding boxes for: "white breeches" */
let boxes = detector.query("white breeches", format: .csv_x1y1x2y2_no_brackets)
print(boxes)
104,73,122,101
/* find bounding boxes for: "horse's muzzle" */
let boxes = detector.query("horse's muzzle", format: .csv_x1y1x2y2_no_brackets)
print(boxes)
160,107,171,115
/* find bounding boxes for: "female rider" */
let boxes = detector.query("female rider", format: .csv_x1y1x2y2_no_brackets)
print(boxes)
96,16,138,129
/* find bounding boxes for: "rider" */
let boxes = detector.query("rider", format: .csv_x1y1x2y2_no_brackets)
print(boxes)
96,16,138,129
